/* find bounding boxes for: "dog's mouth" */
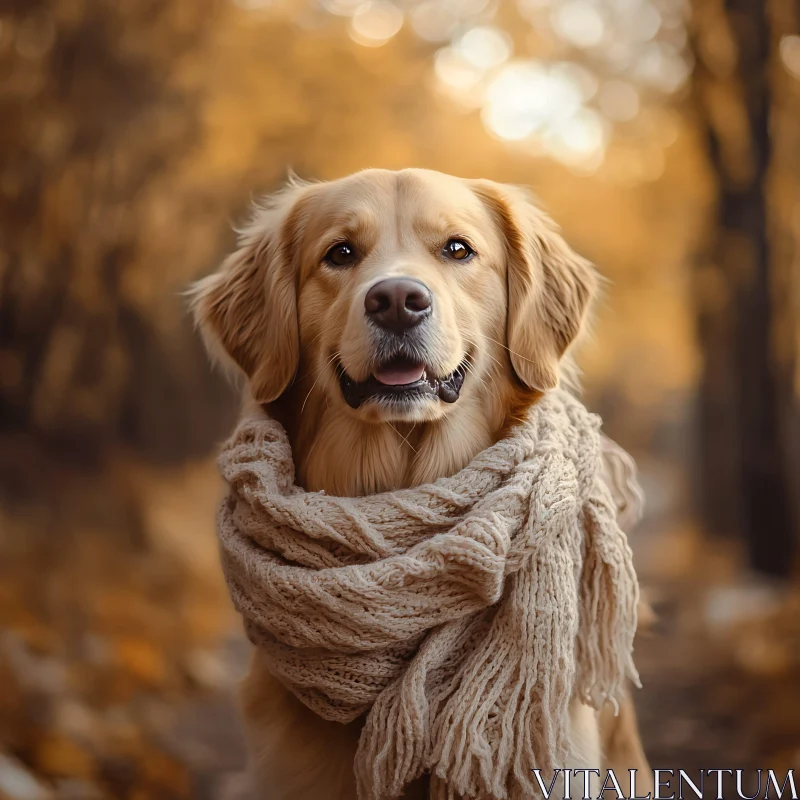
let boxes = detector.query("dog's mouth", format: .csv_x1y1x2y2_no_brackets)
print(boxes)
337,355,468,410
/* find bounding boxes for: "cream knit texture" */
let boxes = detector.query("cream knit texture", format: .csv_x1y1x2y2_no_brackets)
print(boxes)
216,389,643,800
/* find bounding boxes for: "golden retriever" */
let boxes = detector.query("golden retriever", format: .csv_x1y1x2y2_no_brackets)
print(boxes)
192,168,650,799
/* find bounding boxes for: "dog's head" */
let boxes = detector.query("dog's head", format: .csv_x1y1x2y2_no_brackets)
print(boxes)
192,169,596,428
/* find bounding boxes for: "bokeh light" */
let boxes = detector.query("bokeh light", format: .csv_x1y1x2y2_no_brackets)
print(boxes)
434,47,486,104
408,0,488,43
634,40,690,92
322,0,369,16
780,35,800,81
348,1,404,47
483,61,582,138
550,0,606,49
454,26,512,71
598,80,640,121
309,0,691,176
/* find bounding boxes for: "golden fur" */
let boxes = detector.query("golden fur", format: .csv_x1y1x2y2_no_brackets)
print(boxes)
192,168,650,799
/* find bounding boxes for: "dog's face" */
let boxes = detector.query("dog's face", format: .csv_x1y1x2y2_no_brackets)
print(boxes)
294,170,512,425
193,168,596,431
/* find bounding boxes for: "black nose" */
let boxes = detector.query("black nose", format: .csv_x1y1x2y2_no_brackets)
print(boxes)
364,278,432,334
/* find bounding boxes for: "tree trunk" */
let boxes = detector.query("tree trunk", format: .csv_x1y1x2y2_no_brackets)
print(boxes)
692,0,797,576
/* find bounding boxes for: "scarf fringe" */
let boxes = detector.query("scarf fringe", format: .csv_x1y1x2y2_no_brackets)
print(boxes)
577,439,644,707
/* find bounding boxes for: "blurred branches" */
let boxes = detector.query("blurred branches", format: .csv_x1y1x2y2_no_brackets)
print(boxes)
0,0,236,465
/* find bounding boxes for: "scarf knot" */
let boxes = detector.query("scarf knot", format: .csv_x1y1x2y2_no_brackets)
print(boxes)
217,389,642,800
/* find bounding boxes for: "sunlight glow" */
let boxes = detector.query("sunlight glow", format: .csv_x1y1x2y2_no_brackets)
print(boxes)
780,35,800,80
550,1,606,48
349,1,404,47
480,60,609,170
410,0,490,42
434,47,486,102
629,3,662,42
634,41,690,92
311,0,690,177
598,80,640,121
550,61,598,100
409,2,459,42
233,0,277,9
544,108,607,165
454,26,513,71
483,62,578,141
321,0,367,15
517,0,552,20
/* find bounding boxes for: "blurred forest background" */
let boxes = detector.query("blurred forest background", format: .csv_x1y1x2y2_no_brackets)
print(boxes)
1,0,799,798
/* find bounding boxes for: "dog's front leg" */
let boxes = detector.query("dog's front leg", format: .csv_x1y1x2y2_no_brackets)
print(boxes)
241,650,362,800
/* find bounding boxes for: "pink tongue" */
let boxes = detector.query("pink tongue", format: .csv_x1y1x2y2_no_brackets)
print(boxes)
374,362,425,386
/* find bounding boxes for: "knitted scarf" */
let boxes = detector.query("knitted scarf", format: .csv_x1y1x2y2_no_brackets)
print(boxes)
216,389,643,800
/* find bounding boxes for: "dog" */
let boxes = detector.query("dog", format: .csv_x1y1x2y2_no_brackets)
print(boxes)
192,168,651,799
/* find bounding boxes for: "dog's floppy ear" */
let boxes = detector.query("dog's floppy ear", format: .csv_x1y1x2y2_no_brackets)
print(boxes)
190,183,309,403
473,180,597,391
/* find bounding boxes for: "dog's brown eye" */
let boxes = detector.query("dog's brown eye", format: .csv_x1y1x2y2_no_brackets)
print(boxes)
324,242,358,268
443,239,475,262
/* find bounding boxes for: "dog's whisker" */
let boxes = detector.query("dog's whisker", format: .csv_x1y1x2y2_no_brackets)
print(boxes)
298,350,338,383
463,337,506,379
388,422,418,454
481,334,541,367
301,352,339,414
304,433,322,465
463,337,505,372
461,343,504,409
461,344,498,392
